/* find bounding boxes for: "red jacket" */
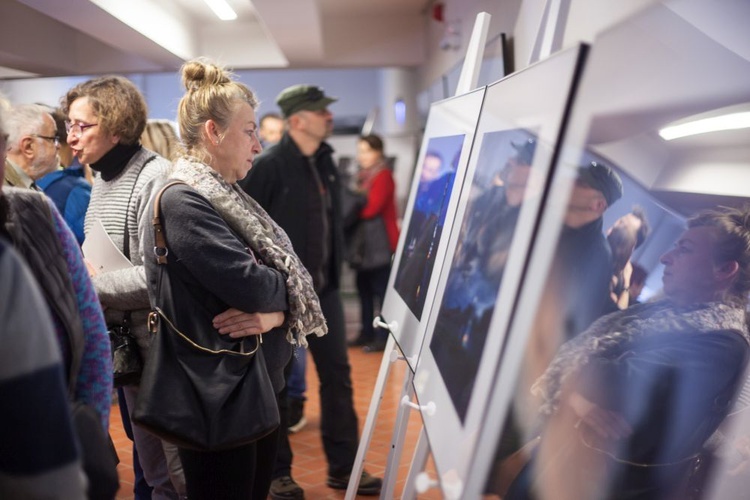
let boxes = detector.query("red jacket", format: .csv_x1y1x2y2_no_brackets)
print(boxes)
359,168,399,252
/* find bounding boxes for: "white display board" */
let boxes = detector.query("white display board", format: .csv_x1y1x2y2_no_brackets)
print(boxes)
411,45,589,499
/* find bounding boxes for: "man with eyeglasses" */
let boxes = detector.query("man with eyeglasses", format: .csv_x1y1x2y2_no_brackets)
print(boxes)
241,85,383,499
3,103,60,190
35,106,92,245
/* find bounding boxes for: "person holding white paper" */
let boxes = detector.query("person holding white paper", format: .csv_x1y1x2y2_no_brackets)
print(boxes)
62,75,182,499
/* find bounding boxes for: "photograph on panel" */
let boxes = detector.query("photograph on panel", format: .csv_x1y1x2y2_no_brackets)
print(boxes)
429,129,539,422
394,133,465,319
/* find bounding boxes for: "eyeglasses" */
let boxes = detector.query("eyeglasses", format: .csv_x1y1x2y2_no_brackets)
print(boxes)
64,121,98,139
30,134,60,146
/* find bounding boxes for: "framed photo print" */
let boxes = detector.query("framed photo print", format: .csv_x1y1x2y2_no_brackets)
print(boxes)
381,87,486,370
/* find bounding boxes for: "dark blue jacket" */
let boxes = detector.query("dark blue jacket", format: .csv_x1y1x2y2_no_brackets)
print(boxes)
37,166,91,244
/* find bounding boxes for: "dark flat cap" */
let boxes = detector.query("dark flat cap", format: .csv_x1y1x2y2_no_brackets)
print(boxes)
577,161,623,206
276,84,337,118
510,138,537,165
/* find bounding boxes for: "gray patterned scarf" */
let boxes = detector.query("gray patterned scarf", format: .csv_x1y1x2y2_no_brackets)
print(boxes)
531,299,748,417
170,157,327,346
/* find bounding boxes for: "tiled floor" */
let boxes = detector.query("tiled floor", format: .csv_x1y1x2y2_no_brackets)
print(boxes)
111,293,441,499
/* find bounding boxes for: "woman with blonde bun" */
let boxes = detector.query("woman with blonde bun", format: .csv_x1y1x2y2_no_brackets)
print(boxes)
140,59,326,499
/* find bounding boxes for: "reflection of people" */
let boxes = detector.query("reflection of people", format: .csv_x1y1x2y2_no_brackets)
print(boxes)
259,112,284,147
62,75,183,498
141,59,324,500
606,207,650,309
240,84,382,498
548,161,623,342
430,137,537,420
349,134,400,352
628,262,647,305
493,162,623,483
506,206,750,500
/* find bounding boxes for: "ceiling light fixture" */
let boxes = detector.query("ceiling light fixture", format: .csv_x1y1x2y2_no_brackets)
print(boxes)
203,0,238,21
659,111,750,140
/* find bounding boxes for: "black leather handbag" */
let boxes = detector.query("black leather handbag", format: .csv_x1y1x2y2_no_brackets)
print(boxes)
347,216,393,271
133,182,280,451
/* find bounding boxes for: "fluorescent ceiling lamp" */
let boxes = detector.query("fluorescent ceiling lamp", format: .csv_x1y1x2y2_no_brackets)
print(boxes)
659,112,750,140
204,0,238,21
91,0,195,59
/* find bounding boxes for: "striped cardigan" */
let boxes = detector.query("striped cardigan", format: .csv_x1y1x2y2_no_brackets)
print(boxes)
85,147,171,355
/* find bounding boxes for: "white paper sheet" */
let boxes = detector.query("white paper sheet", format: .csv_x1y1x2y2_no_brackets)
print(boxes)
82,220,133,274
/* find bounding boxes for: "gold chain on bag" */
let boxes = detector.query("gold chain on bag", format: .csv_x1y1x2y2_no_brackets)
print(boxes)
149,307,261,356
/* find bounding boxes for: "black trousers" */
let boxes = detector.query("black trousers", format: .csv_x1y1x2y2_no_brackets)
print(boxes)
179,427,279,500
274,287,360,478
356,264,391,343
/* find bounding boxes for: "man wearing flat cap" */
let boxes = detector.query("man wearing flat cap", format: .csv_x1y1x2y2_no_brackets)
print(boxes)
555,160,623,340
526,160,623,383
240,85,382,499
493,161,624,477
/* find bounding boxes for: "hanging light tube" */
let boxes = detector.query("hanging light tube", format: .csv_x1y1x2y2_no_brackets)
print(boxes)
659,112,750,140
203,0,237,21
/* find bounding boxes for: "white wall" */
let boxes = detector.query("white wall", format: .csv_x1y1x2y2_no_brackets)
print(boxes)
0,67,382,123
417,0,523,92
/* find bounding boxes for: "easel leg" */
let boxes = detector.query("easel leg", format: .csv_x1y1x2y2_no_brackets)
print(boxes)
380,370,415,499
345,335,398,500
402,428,430,500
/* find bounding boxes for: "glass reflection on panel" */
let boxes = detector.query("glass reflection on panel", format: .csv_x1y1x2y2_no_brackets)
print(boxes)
485,1,750,499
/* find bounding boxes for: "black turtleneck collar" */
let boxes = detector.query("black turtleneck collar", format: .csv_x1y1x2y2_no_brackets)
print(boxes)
90,143,141,181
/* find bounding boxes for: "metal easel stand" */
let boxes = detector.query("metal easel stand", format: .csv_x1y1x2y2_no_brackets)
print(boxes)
344,315,415,500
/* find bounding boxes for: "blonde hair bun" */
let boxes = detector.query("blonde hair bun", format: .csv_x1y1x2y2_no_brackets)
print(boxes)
181,59,232,92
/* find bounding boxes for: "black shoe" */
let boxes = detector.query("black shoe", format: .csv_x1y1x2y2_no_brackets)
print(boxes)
270,475,305,500
362,341,387,353
287,398,306,433
326,470,382,495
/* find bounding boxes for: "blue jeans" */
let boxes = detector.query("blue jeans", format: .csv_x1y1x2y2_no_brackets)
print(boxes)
287,345,307,401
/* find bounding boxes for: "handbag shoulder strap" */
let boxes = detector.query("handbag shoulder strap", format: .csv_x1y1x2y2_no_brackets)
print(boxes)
152,181,187,265
123,154,157,260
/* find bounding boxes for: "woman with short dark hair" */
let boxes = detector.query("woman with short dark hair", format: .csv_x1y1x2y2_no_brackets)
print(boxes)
62,75,181,498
